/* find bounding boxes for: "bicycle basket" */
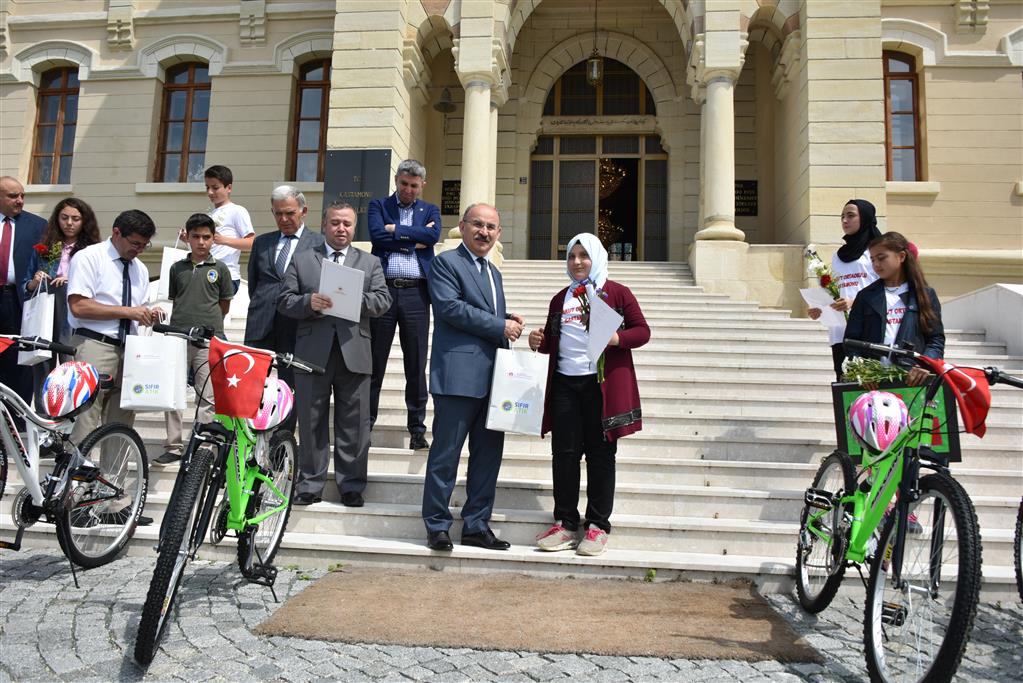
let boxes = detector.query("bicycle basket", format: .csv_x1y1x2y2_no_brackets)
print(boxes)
246,377,294,432
43,361,101,419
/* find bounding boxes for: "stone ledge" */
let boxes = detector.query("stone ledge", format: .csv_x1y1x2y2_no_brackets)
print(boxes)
24,184,73,194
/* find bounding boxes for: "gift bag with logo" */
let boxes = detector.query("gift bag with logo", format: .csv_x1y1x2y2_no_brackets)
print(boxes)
486,347,548,436
18,284,55,366
156,237,188,302
120,332,187,411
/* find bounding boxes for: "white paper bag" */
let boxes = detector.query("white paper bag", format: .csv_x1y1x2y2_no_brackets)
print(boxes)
486,347,548,436
156,239,189,302
18,288,55,366
120,333,187,411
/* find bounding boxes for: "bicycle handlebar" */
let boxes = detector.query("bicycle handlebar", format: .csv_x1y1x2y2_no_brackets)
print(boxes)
3,335,77,357
985,367,1023,390
846,338,1023,391
150,324,324,375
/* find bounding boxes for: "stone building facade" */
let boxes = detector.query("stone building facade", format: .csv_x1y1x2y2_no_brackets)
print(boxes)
1,0,1020,305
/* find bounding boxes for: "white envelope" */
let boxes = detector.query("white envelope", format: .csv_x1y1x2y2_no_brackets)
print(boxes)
585,286,624,363
318,258,365,323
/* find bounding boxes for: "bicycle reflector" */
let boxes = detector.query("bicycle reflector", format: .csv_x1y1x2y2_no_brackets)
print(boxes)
848,391,909,453
43,361,100,418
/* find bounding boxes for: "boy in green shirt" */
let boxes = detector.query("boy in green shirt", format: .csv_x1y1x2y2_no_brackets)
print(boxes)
156,214,235,465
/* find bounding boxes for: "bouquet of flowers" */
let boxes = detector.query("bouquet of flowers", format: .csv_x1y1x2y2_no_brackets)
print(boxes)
804,244,841,300
33,241,63,278
841,356,908,386
571,280,607,383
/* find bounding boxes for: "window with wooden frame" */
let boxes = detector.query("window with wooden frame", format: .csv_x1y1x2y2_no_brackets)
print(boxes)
883,51,922,181
542,59,655,117
291,58,331,182
155,62,211,182
30,67,79,184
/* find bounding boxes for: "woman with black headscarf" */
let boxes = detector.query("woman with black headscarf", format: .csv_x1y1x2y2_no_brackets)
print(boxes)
808,199,881,380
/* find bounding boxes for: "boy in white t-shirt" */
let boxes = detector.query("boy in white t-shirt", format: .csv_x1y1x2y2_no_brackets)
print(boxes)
204,165,255,292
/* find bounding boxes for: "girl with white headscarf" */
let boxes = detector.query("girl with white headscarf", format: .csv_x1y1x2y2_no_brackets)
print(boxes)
527,233,650,557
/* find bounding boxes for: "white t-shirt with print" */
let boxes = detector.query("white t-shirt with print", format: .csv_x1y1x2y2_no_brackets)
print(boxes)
209,202,254,280
827,252,878,344
883,282,910,348
556,287,597,376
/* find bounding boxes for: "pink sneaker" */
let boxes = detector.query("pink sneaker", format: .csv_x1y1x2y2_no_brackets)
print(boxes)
576,526,608,556
536,522,577,551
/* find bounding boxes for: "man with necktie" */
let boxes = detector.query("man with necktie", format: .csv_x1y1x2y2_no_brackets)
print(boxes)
278,202,391,506
421,203,525,551
244,185,321,434
0,176,46,409
67,209,164,442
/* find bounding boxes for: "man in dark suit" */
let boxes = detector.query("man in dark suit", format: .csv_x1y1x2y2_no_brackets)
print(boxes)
368,159,442,452
421,203,524,551
278,202,391,507
0,176,46,406
244,185,321,434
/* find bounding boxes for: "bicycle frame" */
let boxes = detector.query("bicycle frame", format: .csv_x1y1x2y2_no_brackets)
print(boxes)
215,414,289,533
0,380,75,507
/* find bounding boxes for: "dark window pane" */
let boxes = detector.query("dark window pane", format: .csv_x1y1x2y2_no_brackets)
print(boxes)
189,122,207,152
192,65,210,84
66,70,79,88
162,154,181,181
40,69,63,89
191,89,210,119
560,137,596,154
39,95,61,123
534,136,554,155
644,159,668,261
37,125,56,153
603,136,639,154
295,153,319,182
187,154,205,182
889,79,913,112
300,87,323,117
602,67,640,115
543,87,555,116
645,87,656,115
61,125,76,153
57,157,73,184
32,156,53,184
645,135,666,154
297,119,320,150
63,94,78,123
528,159,553,259
165,122,184,151
887,56,911,73
891,114,915,147
167,91,187,120
891,148,916,181
303,63,325,81
167,66,190,84
558,160,595,237
559,63,597,116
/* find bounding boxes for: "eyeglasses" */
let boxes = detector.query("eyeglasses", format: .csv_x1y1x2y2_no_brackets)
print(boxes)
467,218,499,232
125,238,151,251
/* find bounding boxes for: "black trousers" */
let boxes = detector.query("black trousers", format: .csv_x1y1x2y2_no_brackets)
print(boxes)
549,372,617,533
246,314,298,435
369,281,430,436
0,287,32,410
831,343,846,382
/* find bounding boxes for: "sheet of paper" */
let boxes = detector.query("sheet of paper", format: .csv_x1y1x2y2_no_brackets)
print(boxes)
586,291,625,363
319,258,365,323
800,288,845,328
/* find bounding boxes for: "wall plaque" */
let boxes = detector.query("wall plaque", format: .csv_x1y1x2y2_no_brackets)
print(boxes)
442,180,461,215
323,149,392,241
735,180,758,217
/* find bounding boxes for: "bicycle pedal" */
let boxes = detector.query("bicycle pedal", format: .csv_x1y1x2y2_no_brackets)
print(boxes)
881,601,907,627
804,488,835,510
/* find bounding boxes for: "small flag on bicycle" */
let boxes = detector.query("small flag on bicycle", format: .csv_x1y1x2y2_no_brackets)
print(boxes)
208,337,274,418
0,338,14,355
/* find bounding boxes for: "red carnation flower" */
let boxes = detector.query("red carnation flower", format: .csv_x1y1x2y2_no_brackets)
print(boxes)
819,274,832,287
33,243,47,254
572,285,587,297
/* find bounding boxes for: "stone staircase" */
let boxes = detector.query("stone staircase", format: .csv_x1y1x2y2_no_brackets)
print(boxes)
4,261,1022,599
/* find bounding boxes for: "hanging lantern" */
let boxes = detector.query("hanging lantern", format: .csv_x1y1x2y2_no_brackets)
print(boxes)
586,0,602,88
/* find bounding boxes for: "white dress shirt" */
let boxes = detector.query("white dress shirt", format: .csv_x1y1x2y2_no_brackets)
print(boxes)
274,225,306,274
66,239,151,337
0,213,19,286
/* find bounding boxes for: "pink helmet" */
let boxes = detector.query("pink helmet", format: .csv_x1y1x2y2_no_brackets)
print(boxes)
43,361,101,419
247,377,294,432
848,391,909,453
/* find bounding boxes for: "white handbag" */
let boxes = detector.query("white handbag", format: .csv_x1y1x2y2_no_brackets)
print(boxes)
119,331,187,411
18,282,56,366
155,237,189,302
486,346,549,436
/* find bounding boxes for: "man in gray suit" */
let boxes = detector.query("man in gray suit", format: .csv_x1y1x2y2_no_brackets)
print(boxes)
278,201,391,507
421,203,524,551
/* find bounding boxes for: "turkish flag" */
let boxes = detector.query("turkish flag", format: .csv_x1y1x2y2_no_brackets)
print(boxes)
208,337,274,418
0,338,14,355
916,356,991,437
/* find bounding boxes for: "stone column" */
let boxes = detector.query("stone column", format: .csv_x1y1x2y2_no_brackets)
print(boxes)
459,76,493,214
696,71,744,241
487,101,499,205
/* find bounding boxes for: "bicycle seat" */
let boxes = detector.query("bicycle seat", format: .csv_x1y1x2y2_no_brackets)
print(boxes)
98,373,114,390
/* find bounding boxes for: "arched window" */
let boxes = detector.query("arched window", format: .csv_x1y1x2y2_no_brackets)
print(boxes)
883,51,922,181
542,58,655,117
291,58,331,182
156,62,211,182
30,67,79,184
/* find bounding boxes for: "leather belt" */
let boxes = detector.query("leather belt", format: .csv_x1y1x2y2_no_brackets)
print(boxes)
386,278,425,289
73,327,123,347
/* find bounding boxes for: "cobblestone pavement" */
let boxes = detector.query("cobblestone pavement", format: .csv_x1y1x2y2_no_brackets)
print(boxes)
0,549,1019,682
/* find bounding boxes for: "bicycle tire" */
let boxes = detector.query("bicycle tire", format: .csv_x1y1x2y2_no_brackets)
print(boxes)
864,472,981,683
56,423,148,568
237,430,296,574
134,448,214,667
796,450,855,613
1014,498,1022,604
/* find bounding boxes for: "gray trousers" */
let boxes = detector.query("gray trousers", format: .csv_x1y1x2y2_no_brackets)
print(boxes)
163,345,213,455
70,336,135,444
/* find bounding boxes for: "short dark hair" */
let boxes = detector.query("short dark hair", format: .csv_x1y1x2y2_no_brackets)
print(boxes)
185,213,216,234
113,210,156,239
204,165,233,186
322,200,356,218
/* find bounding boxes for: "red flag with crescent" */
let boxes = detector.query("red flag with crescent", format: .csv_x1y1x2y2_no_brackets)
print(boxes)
208,337,274,418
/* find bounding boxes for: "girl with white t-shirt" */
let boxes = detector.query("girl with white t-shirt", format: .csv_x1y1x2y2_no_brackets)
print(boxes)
808,199,880,380
844,231,945,387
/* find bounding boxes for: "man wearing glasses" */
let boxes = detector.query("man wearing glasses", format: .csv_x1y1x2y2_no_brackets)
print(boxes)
67,209,164,442
421,203,525,552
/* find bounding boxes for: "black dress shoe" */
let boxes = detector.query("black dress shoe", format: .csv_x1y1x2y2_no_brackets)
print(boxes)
409,433,430,451
461,528,510,550
340,491,364,508
427,530,453,551
293,492,321,506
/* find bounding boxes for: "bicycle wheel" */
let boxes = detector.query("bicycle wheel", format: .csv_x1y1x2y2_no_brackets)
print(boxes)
1014,499,1022,604
134,448,214,667
796,450,855,613
237,430,296,574
56,423,148,568
864,472,981,683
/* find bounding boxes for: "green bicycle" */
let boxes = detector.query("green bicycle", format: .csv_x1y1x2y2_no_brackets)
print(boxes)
134,324,322,666
795,339,1022,683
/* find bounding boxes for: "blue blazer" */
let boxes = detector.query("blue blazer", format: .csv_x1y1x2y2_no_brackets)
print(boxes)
427,245,508,399
8,211,45,305
367,195,442,277
844,279,945,363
